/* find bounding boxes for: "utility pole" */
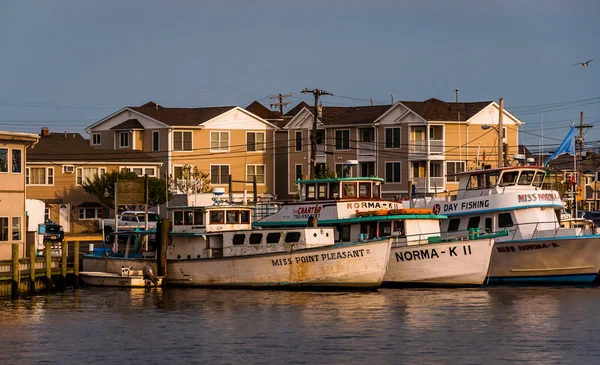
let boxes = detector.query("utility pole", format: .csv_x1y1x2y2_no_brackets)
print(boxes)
301,88,333,179
498,98,504,168
575,111,593,210
269,93,292,114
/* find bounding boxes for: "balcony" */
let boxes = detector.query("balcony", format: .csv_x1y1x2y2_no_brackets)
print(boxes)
358,141,376,159
411,177,445,192
409,140,427,154
430,140,443,154
170,179,205,194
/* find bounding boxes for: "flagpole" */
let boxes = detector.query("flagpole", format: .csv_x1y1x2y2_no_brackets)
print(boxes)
476,143,480,169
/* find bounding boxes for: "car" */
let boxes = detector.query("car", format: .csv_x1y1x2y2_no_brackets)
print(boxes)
43,222,64,242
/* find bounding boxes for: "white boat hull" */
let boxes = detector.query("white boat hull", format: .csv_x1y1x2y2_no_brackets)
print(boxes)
488,237,600,283
384,238,494,286
80,272,163,287
167,239,391,289
82,256,157,275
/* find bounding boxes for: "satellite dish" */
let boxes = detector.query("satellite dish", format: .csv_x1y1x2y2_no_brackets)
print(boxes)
345,160,359,166
212,187,225,196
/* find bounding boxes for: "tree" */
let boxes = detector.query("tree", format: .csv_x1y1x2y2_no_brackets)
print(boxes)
170,164,211,194
316,165,337,179
82,169,172,209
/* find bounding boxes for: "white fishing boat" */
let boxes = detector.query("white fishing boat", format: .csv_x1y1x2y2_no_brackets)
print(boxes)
255,177,501,286
80,266,163,288
406,165,600,284
167,204,391,289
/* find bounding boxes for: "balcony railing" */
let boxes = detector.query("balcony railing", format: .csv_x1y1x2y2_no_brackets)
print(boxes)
409,139,444,154
411,177,445,191
358,141,375,156
430,140,443,154
316,143,326,155
409,140,427,154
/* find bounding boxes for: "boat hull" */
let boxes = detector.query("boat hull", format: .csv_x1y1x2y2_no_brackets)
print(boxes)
487,236,600,284
383,238,494,286
80,272,163,287
166,239,391,289
82,255,157,274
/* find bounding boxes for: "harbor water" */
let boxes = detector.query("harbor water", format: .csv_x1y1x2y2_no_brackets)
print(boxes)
1,286,599,365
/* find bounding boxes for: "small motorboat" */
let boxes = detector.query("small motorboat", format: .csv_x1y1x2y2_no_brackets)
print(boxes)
80,266,163,288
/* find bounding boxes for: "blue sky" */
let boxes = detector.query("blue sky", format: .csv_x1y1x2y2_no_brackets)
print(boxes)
1,0,598,152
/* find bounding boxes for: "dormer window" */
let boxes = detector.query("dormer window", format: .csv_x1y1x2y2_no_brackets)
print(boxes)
92,133,101,146
119,132,130,148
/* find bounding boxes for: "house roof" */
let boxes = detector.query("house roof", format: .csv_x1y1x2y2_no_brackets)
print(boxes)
245,101,281,120
400,98,492,122
320,105,392,126
285,102,310,117
27,132,161,163
110,118,144,130
128,101,236,127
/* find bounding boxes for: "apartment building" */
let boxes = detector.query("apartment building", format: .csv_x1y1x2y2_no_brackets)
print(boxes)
0,131,39,259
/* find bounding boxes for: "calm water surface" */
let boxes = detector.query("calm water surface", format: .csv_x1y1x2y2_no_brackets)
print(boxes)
1,286,599,365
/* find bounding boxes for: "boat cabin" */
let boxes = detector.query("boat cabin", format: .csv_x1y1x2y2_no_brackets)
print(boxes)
170,205,253,234
296,177,383,202
453,166,547,199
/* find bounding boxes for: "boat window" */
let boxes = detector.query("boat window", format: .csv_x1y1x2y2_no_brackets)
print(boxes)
329,183,340,199
467,174,482,189
338,225,351,242
318,183,327,199
359,182,371,198
249,233,263,244
266,232,281,244
393,221,404,236
379,222,392,236
518,171,535,185
342,182,357,198
306,184,316,200
498,213,514,228
173,211,184,225
210,210,224,224
499,171,518,187
226,211,237,224
240,210,250,224
373,183,381,198
285,231,301,243
532,172,544,187
467,216,480,230
448,218,461,232
485,217,493,233
232,234,246,245
484,172,500,188
184,211,194,225
194,211,204,225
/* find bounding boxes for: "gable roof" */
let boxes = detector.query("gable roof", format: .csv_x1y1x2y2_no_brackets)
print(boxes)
400,98,491,122
245,101,281,120
110,118,144,130
285,101,310,117
127,101,236,127
27,132,160,163
320,105,392,126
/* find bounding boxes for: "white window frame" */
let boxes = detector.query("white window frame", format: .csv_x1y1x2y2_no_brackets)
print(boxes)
26,167,54,186
246,131,266,152
334,129,350,151
12,148,22,174
446,161,466,182
119,131,130,148
78,208,103,220
76,167,106,185
0,148,8,174
210,131,230,152
210,164,230,185
152,131,160,152
246,164,266,185
385,127,401,149
12,216,22,241
173,130,193,152
92,133,101,146
385,161,402,183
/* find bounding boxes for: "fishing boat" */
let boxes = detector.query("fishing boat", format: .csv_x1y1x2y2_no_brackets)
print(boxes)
255,177,502,286
80,266,163,287
167,204,391,289
406,165,600,284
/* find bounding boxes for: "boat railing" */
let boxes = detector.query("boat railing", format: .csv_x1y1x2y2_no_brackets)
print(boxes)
390,228,509,247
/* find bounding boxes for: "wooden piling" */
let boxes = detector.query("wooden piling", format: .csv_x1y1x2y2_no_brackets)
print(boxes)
29,241,36,292
12,244,19,298
73,240,80,287
61,241,68,287
157,218,170,279
45,241,52,290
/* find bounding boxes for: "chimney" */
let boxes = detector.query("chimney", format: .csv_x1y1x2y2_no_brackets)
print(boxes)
455,89,459,103
391,94,395,104
155,102,159,110
41,127,49,136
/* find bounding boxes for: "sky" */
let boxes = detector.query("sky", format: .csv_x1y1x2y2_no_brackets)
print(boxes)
1,0,598,154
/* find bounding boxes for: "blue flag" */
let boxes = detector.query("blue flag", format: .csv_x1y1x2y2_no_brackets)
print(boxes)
545,124,576,166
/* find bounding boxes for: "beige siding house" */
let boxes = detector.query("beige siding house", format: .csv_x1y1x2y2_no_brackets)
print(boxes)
0,131,39,259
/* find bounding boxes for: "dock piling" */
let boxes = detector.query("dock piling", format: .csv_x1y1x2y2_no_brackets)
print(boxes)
29,242,36,293
45,241,52,290
61,241,68,287
73,240,80,287
11,244,19,298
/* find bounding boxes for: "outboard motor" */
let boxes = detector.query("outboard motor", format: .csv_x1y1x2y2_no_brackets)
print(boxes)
142,265,159,286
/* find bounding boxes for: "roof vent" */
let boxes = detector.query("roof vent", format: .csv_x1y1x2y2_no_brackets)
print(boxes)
41,127,49,136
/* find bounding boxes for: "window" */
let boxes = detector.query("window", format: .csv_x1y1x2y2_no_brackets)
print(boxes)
210,210,224,224
518,171,535,185
532,172,544,188
240,210,250,224
247,132,265,152
12,217,21,241
77,167,105,185
446,161,465,182
152,131,159,152
295,164,303,182
385,162,401,183
335,130,350,150
485,217,493,233
174,211,184,225
295,131,303,152
0,218,7,241
373,184,381,198
232,234,246,245
12,149,21,173
44,208,50,223
448,218,461,232
26,167,53,185
210,131,229,152
359,182,371,198
249,233,263,244
226,211,237,224
498,213,514,228
467,216,481,230
246,165,265,184
385,127,401,148
499,172,518,187
173,166,184,180
315,163,326,178
306,184,315,199
342,182,357,198
317,184,327,199
121,166,155,177
266,232,281,244
335,164,350,178
174,131,193,151
119,131,130,148
329,183,339,199
360,162,375,177
339,225,351,242
0,148,7,172
210,165,229,185
78,208,102,220
285,231,301,243
92,133,101,145
194,211,204,225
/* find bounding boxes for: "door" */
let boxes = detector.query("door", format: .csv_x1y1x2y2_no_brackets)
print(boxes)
59,204,70,233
